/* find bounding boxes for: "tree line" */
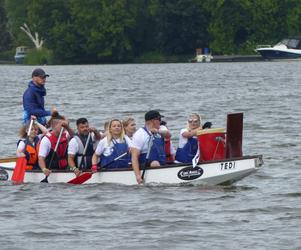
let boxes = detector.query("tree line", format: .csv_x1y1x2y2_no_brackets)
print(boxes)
1,0,301,64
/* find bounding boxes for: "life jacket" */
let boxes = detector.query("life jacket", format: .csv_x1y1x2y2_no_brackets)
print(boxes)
74,134,94,170
45,132,68,169
175,137,198,163
17,137,40,170
164,137,174,162
139,128,166,166
100,139,130,169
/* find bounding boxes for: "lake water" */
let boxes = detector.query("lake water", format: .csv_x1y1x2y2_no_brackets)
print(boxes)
0,62,300,249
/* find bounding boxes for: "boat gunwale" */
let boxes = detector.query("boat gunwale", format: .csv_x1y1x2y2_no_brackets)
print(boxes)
0,155,262,173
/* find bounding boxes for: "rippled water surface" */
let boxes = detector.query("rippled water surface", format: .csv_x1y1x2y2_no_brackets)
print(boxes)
0,62,300,249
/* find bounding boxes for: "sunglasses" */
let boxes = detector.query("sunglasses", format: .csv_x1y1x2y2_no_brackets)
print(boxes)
154,117,161,121
188,119,199,123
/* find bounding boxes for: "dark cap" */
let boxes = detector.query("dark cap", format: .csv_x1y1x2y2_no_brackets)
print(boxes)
145,110,164,121
32,68,49,78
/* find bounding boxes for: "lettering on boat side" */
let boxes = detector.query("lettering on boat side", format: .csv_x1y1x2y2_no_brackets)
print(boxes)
220,161,236,170
177,166,203,180
0,168,8,181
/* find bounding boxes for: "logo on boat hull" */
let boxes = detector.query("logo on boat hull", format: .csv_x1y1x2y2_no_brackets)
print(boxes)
0,168,8,181
177,166,203,180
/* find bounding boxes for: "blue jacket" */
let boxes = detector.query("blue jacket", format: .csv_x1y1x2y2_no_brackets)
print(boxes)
23,81,51,125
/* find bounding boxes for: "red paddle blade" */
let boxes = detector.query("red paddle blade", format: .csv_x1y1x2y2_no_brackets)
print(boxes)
11,157,27,184
68,172,92,185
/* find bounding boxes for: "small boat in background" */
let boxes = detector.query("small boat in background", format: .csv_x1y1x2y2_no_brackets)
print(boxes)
14,46,28,64
255,37,301,59
191,48,213,63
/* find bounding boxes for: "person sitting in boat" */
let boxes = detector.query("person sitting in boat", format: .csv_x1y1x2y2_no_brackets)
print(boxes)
91,119,132,170
175,113,202,163
68,117,102,176
23,68,58,126
16,116,48,170
159,120,176,162
123,117,137,140
38,114,73,177
131,110,166,184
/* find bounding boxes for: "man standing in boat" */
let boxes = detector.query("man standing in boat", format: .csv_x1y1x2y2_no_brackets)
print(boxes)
131,110,167,184
23,68,57,126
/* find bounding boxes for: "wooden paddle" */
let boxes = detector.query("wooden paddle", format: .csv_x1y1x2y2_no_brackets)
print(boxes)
11,119,34,184
0,156,18,163
141,134,154,180
41,127,64,183
68,151,128,185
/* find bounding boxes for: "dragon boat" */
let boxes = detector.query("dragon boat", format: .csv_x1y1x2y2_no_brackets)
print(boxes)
0,113,263,185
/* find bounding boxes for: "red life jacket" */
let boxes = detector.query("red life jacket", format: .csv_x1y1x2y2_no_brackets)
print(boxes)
45,132,68,169
164,137,173,162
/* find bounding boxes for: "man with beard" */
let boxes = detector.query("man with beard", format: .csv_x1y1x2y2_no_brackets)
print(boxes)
68,118,102,176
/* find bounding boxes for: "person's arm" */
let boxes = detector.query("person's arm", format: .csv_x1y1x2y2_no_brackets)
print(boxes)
68,154,81,176
131,148,143,184
61,120,74,138
38,156,51,176
38,137,51,176
34,120,49,134
89,127,102,141
16,141,26,158
159,125,171,138
182,127,201,138
91,153,99,172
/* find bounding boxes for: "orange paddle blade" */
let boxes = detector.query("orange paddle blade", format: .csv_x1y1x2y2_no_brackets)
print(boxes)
68,172,93,185
11,157,27,184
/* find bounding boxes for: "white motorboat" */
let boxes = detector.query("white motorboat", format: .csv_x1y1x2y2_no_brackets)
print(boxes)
255,37,301,59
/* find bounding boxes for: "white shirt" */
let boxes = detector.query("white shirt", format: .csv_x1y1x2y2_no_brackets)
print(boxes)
159,125,176,155
95,136,132,157
17,134,44,153
178,128,197,148
68,133,99,155
131,127,151,154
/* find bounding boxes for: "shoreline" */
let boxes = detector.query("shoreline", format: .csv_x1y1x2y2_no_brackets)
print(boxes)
0,55,266,65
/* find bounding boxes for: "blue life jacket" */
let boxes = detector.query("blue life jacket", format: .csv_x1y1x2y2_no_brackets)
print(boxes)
175,137,198,163
100,139,130,169
139,128,166,166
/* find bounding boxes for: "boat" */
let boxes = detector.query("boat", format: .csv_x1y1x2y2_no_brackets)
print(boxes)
0,155,263,185
14,46,28,64
255,37,301,59
0,113,263,185
191,48,213,63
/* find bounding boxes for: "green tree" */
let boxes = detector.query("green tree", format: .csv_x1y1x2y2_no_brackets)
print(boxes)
4,0,33,46
0,0,12,51
153,0,211,55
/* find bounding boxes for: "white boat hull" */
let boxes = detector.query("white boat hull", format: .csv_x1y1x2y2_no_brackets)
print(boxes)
0,155,263,185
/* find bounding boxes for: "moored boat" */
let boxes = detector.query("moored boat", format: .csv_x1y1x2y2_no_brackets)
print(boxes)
255,37,301,59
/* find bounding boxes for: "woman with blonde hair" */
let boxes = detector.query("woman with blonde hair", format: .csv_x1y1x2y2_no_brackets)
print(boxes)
92,119,132,169
175,113,202,163
123,117,136,140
